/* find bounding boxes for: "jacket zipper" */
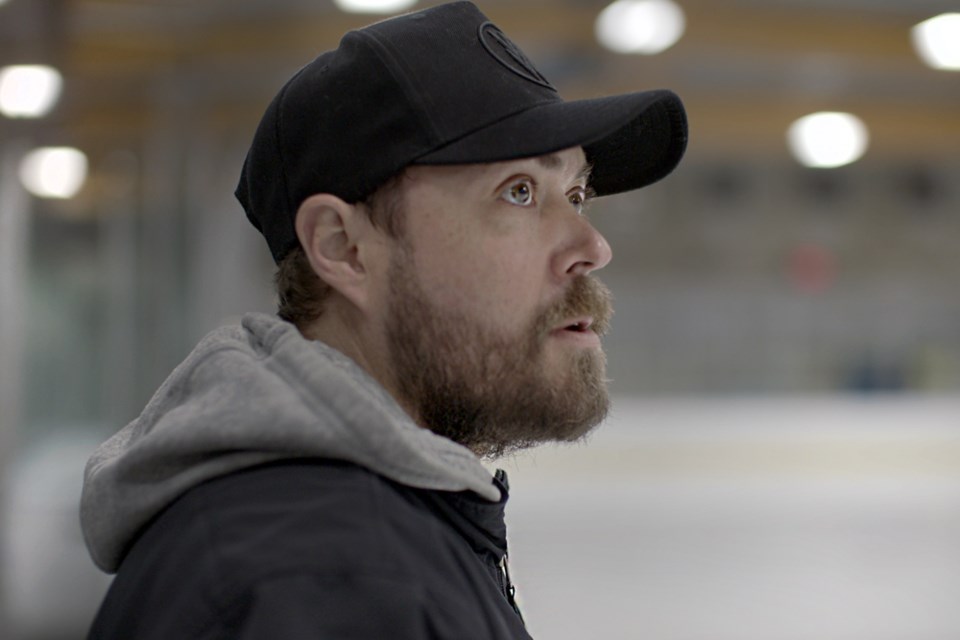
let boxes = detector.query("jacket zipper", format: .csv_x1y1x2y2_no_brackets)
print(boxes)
499,551,525,625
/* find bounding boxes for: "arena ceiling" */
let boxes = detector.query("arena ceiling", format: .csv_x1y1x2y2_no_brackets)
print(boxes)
1,0,958,176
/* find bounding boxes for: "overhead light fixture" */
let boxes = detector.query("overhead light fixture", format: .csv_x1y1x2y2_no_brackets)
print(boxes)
333,0,417,14
911,13,960,71
19,147,88,199
0,65,63,118
595,0,686,55
786,112,869,169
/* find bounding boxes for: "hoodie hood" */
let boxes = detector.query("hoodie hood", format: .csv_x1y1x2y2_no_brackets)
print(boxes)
80,312,500,573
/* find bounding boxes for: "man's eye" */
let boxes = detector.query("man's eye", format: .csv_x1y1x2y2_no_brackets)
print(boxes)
501,179,535,206
569,188,588,214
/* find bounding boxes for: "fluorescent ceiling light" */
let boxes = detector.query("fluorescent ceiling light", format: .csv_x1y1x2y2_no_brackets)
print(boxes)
333,0,417,14
19,147,89,199
0,65,63,118
595,0,686,55
787,112,869,169
911,13,960,71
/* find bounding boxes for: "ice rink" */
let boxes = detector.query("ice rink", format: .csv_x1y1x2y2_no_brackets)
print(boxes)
505,394,960,640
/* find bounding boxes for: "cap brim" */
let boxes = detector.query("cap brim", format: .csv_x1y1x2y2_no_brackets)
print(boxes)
415,89,687,196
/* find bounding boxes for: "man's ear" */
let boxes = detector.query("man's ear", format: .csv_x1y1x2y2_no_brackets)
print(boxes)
294,194,375,311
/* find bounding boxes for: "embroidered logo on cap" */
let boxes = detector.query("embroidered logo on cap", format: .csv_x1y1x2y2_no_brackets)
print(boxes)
478,22,556,91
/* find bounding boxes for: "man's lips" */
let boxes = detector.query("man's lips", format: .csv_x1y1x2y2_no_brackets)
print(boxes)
549,316,602,347
537,276,613,345
554,316,594,334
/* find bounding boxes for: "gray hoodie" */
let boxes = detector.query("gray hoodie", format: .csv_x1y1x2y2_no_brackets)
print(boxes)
80,312,500,573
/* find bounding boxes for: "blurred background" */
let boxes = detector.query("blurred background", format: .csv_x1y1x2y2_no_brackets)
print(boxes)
0,0,958,638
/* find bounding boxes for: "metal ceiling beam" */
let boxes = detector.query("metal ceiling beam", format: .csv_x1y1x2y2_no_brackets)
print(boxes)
1,0,957,167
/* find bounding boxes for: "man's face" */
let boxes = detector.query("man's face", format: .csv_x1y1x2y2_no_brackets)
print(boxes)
376,146,614,458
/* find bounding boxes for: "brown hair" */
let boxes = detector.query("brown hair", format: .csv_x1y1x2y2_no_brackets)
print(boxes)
275,174,407,330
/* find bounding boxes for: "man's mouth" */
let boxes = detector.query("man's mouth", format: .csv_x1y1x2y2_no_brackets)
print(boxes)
537,276,614,343
561,318,594,333
548,317,601,347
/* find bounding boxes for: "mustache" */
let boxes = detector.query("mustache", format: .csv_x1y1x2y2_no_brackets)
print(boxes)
536,276,614,338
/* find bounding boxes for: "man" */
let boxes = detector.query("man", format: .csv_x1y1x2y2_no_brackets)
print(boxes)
80,2,687,638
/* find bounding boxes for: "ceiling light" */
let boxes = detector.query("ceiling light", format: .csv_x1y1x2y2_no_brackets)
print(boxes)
911,13,960,71
787,112,869,169
333,0,417,14
0,65,63,118
595,0,686,55
19,147,88,199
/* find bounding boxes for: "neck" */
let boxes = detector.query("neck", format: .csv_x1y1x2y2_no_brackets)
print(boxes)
298,307,424,429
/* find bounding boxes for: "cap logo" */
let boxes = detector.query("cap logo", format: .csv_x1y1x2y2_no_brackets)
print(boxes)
478,21,555,91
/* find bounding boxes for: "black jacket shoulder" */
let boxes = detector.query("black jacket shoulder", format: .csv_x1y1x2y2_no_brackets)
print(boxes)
87,460,532,640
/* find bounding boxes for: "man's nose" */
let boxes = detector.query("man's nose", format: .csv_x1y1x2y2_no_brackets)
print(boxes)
559,214,613,277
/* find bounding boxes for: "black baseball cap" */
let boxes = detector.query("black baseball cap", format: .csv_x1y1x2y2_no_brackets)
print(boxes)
236,0,688,263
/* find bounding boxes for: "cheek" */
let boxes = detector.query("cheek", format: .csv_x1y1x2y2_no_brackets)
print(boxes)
417,243,544,325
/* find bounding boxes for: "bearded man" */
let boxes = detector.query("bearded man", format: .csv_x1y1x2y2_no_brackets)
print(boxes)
80,2,686,638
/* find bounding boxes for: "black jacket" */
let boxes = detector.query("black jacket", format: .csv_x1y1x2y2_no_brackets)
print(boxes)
87,460,532,639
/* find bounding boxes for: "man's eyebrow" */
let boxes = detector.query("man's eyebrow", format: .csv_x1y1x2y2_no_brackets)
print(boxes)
534,154,593,184
575,161,594,186
535,153,562,170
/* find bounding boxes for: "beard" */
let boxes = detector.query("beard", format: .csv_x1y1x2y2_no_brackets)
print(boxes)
385,246,613,459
